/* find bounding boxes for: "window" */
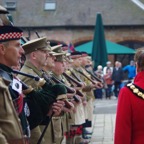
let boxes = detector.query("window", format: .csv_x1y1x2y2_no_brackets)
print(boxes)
44,0,56,10
5,1,16,10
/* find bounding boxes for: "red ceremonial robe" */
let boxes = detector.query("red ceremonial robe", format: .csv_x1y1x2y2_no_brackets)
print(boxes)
114,71,144,144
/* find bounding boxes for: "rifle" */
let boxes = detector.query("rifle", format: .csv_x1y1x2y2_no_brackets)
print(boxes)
76,69,97,85
13,69,40,81
42,70,76,107
63,72,83,87
68,69,83,83
85,68,103,83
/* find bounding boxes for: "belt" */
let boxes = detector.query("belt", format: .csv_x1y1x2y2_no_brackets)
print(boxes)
7,137,29,144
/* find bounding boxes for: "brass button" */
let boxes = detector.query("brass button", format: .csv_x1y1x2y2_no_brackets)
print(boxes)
138,92,143,97
130,85,135,89
142,94,144,99
133,88,139,94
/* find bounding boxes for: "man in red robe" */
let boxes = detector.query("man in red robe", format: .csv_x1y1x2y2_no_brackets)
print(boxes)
114,48,144,144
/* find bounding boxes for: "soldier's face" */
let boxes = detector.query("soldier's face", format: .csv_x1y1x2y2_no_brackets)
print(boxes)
64,61,70,70
53,61,64,75
73,58,81,67
1,40,24,67
80,57,87,66
35,50,48,67
45,54,55,69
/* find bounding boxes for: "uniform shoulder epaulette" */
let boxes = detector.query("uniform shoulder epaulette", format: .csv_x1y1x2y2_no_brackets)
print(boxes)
126,83,144,99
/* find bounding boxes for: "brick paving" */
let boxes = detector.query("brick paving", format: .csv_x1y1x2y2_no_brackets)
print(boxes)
90,114,116,144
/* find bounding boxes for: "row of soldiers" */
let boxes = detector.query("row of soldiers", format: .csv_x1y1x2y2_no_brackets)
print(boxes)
0,5,103,144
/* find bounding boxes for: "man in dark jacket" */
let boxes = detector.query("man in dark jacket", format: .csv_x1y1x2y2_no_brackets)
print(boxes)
112,61,124,97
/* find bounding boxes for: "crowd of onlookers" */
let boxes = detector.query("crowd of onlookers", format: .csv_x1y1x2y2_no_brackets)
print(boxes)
93,60,136,99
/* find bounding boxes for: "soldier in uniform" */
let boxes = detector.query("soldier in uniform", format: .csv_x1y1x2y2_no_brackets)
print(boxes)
40,44,74,144
0,25,66,144
18,38,67,144
0,5,13,26
63,55,85,144
48,45,75,144
0,25,27,144
64,53,86,144
69,52,103,143
79,53,100,137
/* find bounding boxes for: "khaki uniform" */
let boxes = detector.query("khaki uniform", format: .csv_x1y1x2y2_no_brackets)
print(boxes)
65,68,85,144
0,77,25,144
18,61,59,144
62,75,75,127
41,114,64,144
0,25,29,144
18,61,44,144
37,71,65,144
49,74,67,144
69,68,86,125
79,67,95,122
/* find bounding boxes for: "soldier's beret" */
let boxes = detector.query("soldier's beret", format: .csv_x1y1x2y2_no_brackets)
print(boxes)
0,25,23,42
62,46,68,51
22,37,51,55
81,52,88,57
70,51,82,59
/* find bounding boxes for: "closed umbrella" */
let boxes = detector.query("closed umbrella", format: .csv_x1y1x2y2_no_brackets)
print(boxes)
92,13,108,70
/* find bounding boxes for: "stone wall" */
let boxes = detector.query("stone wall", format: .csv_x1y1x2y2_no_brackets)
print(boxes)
22,26,144,66
23,27,144,46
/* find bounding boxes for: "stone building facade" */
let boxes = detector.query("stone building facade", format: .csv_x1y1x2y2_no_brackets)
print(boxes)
1,0,144,64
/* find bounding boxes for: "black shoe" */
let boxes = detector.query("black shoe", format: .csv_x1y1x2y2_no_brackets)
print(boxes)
82,134,91,139
83,129,92,135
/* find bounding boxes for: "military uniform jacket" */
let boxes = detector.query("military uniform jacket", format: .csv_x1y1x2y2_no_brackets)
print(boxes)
78,67,94,121
18,61,61,144
67,68,86,125
18,61,59,129
114,71,144,144
0,64,27,144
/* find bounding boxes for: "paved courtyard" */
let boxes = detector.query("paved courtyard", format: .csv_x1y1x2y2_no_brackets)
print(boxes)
90,114,116,144
90,98,117,144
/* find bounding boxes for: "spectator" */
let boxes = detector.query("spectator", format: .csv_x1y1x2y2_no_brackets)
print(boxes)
112,61,124,97
103,68,113,99
94,65,103,99
123,60,136,81
103,61,113,75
